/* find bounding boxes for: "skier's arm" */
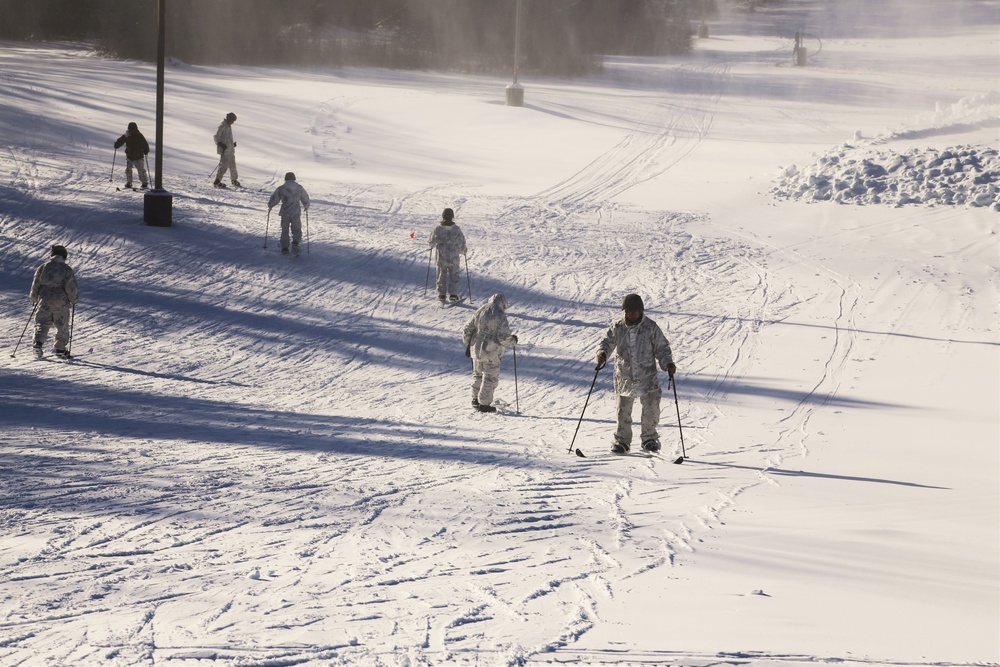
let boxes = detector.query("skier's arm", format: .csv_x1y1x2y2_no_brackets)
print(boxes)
652,325,675,375
65,270,79,305
29,266,42,304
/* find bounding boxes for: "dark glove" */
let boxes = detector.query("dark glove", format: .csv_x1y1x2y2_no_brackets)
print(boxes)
510,335,518,345
217,143,227,152
596,353,607,371
465,344,471,358
666,362,676,377
233,142,237,147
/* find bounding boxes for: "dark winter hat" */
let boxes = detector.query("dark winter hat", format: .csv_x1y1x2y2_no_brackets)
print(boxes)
621,293,644,311
225,112,237,122
127,121,138,132
285,172,296,181
442,207,455,221
51,244,67,259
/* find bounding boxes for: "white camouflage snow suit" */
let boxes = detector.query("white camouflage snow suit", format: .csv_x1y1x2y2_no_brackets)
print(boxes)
428,220,466,299
596,315,674,446
30,255,79,351
268,180,310,252
213,119,238,184
463,293,517,407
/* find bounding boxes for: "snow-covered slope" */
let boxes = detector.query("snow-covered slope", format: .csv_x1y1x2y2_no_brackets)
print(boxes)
1,2,997,666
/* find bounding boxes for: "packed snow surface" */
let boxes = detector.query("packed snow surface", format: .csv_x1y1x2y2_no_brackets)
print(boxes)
1,1,997,666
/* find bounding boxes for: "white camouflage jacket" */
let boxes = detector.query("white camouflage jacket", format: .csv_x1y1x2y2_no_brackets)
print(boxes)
596,315,673,397
30,256,79,309
429,222,467,264
268,181,310,217
463,294,516,361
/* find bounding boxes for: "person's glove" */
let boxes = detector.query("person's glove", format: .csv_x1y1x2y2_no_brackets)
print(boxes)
233,142,237,147
217,142,227,152
510,335,518,345
596,353,607,371
666,362,676,377
465,344,471,358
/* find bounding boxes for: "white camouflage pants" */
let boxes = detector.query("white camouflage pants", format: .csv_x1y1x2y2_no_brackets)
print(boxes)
471,351,503,406
216,148,238,183
125,158,148,186
34,303,72,350
436,258,461,298
280,213,302,250
614,387,662,445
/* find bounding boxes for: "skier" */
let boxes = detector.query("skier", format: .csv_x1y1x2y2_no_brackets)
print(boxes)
213,112,240,188
267,172,310,256
428,207,466,302
462,293,518,413
595,293,676,454
113,121,149,189
30,244,79,359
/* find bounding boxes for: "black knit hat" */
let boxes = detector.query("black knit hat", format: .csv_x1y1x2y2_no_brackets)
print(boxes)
621,293,644,311
51,244,67,259
127,121,138,132
225,112,237,122
442,207,455,221
285,172,296,181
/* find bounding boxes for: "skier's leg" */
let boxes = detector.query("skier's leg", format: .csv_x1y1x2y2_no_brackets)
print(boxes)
33,304,52,347
639,387,663,444
476,354,502,405
125,160,134,186
471,357,484,401
280,215,291,250
435,262,447,299
136,158,148,186
52,307,71,350
229,153,239,183
614,394,635,445
216,154,229,182
290,213,302,246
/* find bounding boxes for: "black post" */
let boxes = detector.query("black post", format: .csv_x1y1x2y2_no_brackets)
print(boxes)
144,0,173,226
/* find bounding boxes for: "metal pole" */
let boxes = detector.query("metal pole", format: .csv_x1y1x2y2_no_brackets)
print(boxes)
513,0,522,84
263,209,270,248
110,147,117,182
512,344,520,414
424,248,433,296
154,0,165,191
670,376,687,464
9,303,38,358
67,304,75,357
464,253,473,303
568,365,601,457
305,209,310,255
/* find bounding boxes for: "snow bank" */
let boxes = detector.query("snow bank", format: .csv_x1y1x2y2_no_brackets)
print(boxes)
771,143,999,210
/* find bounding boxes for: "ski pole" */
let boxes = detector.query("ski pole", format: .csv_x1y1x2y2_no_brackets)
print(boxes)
512,343,520,414
464,253,473,303
67,303,75,357
209,163,219,179
305,208,310,255
144,154,151,186
424,248,433,296
110,147,117,182
670,375,686,464
9,302,38,358
263,209,271,248
568,364,601,457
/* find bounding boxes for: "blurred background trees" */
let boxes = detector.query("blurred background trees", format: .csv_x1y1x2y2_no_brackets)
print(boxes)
0,0,703,75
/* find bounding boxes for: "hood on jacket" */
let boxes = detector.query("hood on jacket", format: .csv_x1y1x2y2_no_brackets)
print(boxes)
487,293,508,312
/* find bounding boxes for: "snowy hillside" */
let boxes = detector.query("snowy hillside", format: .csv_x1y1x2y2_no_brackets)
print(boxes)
1,2,997,666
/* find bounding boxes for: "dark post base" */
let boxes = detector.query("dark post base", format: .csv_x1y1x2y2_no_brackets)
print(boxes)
143,189,173,227
505,83,524,107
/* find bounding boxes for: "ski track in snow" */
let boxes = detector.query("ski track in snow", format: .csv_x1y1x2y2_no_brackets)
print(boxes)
2,13,995,665
0,73,784,667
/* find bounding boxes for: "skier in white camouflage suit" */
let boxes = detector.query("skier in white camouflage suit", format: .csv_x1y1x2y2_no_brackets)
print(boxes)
462,293,518,413
30,245,79,359
595,293,675,454
428,207,466,302
213,112,240,188
267,172,310,255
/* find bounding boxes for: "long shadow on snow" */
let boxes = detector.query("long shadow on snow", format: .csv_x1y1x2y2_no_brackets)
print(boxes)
0,370,524,465
691,460,948,490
